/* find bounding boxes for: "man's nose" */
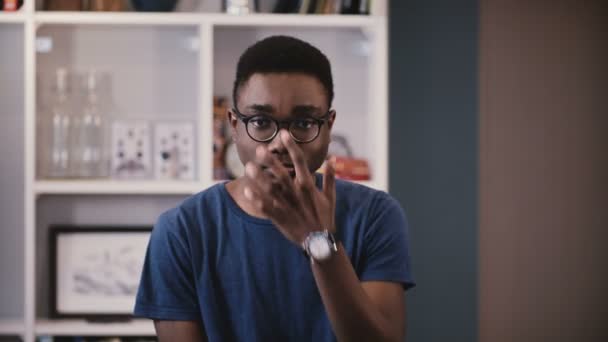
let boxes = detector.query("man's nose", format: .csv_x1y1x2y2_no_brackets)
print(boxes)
268,128,289,154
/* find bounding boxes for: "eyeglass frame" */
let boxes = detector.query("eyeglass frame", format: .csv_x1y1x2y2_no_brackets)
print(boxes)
231,106,333,143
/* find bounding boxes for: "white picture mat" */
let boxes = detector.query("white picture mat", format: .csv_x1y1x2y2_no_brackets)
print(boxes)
56,232,150,314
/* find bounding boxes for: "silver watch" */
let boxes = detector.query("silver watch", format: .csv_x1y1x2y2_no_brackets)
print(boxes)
302,230,338,263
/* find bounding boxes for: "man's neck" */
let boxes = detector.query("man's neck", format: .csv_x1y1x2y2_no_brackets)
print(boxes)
225,177,270,220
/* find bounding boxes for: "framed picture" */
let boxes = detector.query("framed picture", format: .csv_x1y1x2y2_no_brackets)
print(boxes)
111,121,152,179
49,225,152,319
153,121,196,180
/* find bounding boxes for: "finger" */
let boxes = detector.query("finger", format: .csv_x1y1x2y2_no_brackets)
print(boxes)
280,130,313,187
323,158,336,203
323,158,337,232
255,145,291,185
253,146,299,205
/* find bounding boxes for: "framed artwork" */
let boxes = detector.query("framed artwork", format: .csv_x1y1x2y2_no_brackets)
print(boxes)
111,121,152,179
153,121,195,180
49,225,152,319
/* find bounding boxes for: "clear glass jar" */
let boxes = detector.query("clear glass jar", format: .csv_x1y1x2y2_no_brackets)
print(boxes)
71,69,110,178
38,68,74,178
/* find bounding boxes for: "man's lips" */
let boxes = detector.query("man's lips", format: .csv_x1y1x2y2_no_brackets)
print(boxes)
262,163,295,176
282,163,296,176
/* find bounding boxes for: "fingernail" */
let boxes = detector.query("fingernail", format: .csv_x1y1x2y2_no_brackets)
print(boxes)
244,186,253,200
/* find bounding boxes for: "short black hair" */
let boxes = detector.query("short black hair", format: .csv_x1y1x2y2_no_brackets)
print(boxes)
232,35,334,108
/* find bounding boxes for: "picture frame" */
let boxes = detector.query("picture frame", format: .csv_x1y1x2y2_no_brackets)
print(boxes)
110,121,152,179
153,121,196,180
49,225,152,319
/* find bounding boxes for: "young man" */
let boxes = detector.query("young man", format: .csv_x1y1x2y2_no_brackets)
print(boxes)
134,35,415,341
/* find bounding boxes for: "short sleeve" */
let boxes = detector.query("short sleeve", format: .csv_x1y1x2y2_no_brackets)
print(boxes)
133,210,201,320
359,193,415,290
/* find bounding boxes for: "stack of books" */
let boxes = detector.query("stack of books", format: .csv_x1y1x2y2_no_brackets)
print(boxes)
274,0,370,15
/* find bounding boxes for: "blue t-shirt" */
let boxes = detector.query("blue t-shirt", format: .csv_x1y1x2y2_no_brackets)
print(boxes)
134,176,415,341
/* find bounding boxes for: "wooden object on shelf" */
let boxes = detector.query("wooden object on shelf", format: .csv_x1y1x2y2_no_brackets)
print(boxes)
320,155,371,181
44,0,84,11
2,0,24,11
213,96,230,180
87,0,129,11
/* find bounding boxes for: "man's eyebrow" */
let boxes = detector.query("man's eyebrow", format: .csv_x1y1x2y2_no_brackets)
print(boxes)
291,105,323,116
245,104,275,113
244,104,323,116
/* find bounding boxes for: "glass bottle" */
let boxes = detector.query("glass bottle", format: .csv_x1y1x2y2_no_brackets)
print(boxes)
72,69,109,178
39,68,73,178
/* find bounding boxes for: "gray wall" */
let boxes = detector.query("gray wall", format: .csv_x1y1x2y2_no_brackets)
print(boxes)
389,1,479,341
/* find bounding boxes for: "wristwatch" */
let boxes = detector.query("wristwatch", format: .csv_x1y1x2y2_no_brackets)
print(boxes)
302,230,338,263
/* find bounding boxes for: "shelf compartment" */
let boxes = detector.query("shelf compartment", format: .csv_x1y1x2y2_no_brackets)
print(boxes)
36,319,154,336
35,23,201,182
34,194,189,320
212,26,379,186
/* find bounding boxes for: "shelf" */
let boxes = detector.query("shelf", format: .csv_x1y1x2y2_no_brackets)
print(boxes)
36,319,154,336
0,11,26,23
0,319,24,335
34,179,379,195
34,180,207,195
210,13,376,27
33,12,376,27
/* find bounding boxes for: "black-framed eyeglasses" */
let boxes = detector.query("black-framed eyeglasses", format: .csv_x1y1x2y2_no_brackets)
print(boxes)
232,107,332,143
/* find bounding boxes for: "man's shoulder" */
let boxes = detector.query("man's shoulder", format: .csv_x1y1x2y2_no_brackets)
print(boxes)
334,178,397,210
154,183,227,232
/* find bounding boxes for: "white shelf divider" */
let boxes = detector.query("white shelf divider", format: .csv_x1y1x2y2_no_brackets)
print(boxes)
199,21,214,188
32,12,375,27
24,11,37,342
0,319,24,336
0,11,26,23
33,179,379,195
209,13,376,27
35,319,154,336
34,180,208,195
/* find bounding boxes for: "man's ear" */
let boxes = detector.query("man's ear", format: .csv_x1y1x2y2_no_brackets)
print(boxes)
327,110,337,130
227,109,239,141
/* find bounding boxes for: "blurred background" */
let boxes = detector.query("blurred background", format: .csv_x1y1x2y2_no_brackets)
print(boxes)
391,1,607,342
1,0,607,341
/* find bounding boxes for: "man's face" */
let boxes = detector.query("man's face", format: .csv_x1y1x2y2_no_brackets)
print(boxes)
228,72,335,177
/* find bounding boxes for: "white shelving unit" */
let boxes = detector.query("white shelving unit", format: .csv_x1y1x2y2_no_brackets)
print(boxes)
0,320,24,337
0,1,388,341
35,319,154,336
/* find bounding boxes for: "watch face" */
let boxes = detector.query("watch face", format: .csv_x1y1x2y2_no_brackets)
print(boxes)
309,236,331,260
